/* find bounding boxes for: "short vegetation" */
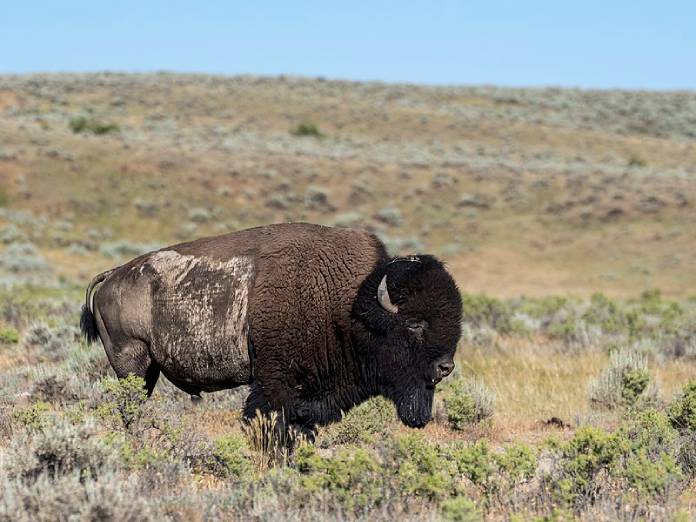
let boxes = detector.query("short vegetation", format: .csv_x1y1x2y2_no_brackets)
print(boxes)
1,289,695,520
2,74,696,520
69,115,119,135
290,121,322,137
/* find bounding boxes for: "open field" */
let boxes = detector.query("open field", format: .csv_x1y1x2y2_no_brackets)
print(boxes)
1,73,695,520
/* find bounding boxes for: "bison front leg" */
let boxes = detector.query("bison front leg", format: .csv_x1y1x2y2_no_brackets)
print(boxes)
243,384,318,444
243,383,273,420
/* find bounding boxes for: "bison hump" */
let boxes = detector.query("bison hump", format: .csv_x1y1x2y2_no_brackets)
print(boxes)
147,250,255,386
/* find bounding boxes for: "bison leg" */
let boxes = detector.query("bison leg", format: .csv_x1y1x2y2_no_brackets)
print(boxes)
243,383,272,419
143,361,160,397
110,340,160,397
97,321,160,397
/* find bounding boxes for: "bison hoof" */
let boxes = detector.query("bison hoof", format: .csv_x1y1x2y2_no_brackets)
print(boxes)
190,394,203,403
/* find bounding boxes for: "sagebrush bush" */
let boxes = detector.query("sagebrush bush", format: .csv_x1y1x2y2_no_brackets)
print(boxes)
548,409,686,511
12,402,50,430
290,122,322,137
0,471,156,522
99,240,161,259
8,417,115,482
0,325,19,344
295,444,386,512
588,350,657,409
317,396,396,447
97,375,148,430
390,433,457,500
213,434,254,478
68,116,119,135
668,380,696,431
460,294,515,334
440,495,481,522
30,375,77,406
375,207,403,227
442,377,494,429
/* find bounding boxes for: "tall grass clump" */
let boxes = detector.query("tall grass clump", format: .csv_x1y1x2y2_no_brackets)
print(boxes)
242,411,302,469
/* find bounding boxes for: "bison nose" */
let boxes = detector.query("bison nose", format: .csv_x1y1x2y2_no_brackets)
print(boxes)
437,361,455,379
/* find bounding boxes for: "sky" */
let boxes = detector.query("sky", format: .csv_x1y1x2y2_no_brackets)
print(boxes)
1,1,694,89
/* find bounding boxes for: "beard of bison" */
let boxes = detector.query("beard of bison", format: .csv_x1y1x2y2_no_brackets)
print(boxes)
351,255,463,428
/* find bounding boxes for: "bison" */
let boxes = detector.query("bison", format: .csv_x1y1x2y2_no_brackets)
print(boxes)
80,223,462,432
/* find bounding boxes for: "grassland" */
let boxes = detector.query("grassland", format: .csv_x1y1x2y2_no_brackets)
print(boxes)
0,73,695,520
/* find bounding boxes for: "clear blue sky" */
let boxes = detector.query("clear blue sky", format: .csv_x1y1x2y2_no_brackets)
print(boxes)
1,1,694,89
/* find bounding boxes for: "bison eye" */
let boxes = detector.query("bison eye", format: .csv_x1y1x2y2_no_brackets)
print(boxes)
406,319,427,337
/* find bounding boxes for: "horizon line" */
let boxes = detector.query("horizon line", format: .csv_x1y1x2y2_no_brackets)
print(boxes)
1,69,694,93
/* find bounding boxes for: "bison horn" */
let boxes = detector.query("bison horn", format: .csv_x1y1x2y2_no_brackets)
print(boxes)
377,275,398,313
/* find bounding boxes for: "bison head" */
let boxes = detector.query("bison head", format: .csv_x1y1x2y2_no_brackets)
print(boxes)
352,255,463,428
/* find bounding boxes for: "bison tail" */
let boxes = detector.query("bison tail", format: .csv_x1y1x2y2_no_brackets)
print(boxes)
80,268,114,344
80,305,100,344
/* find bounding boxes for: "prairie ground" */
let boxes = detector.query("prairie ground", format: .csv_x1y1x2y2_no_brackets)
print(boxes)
0,73,695,520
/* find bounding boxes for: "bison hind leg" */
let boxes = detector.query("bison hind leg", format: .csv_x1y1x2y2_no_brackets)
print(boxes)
103,335,160,396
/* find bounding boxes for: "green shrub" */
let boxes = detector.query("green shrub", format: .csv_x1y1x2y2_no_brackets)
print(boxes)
119,439,169,470
618,409,683,498
450,440,496,486
97,375,148,430
623,408,678,455
442,377,494,429
495,443,537,482
290,122,322,137
553,426,626,505
582,293,627,334
440,495,481,522
390,433,457,499
12,402,50,430
295,444,386,511
518,295,571,319
213,434,253,478
318,396,396,446
460,294,514,334
552,410,685,509
69,116,119,135
621,451,681,498
449,441,535,505
668,380,696,431
0,325,19,344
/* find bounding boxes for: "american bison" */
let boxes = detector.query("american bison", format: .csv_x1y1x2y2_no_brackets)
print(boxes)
80,223,462,431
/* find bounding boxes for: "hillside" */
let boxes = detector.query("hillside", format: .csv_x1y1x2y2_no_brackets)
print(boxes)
1,74,696,520
1,73,695,297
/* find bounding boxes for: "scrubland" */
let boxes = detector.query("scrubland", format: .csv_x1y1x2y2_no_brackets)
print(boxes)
1,73,695,520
